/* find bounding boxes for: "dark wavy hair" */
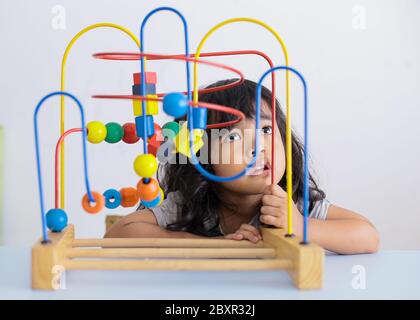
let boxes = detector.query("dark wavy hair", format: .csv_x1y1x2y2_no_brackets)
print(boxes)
153,79,325,237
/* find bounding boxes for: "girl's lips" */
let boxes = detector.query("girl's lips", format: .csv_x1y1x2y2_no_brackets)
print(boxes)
247,161,271,176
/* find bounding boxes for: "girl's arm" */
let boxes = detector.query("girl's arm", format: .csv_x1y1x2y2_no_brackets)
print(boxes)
304,205,380,254
104,209,205,239
104,209,263,243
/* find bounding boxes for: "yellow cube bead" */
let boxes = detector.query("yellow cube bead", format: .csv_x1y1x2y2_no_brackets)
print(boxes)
133,94,159,116
174,122,204,158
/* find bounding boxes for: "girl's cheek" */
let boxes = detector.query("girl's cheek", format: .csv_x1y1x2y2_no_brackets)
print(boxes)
211,142,246,171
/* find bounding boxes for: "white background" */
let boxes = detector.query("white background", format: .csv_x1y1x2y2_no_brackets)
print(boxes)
0,0,419,249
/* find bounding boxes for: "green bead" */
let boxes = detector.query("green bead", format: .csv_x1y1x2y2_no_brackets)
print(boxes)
105,122,124,143
162,121,181,140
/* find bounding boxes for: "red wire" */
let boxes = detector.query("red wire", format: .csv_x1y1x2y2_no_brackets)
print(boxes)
55,128,83,208
93,49,277,184
93,51,245,97
92,94,245,129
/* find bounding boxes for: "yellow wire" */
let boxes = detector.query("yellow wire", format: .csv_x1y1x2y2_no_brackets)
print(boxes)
60,23,140,209
193,18,293,235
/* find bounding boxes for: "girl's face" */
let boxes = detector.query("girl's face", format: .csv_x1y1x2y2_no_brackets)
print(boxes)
210,101,285,195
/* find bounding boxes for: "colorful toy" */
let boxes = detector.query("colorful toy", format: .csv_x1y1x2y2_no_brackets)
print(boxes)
31,6,323,290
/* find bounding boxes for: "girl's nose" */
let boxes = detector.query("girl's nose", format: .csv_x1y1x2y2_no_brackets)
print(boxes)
251,146,265,157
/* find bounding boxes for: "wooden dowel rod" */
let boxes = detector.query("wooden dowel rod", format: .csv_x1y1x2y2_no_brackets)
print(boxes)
62,258,292,271
66,247,276,259
72,238,264,248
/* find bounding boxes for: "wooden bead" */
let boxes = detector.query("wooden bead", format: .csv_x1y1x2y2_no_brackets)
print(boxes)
122,122,140,144
137,178,159,201
105,122,123,143
86,121,107,144
103,189,121,209
133,153,158,178
147,123,164,156
147,136,161,157
133,94,159,116
158,188,164,206
192,107,207,129
132,84,156,95
133,72,157,85
162,121,180,140
82,191,105,214
119,187,139,208
46,208,68,232
135,115,154,139
163,92,188,118
141,192,161,208
152,123,163,141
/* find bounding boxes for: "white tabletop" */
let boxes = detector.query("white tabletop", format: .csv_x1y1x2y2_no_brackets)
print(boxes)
0,247,419,299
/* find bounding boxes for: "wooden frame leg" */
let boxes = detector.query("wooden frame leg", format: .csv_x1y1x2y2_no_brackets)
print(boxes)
31,225,74,290
261,227,324,289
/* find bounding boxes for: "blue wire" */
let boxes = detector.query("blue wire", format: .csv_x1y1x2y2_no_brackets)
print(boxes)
139,7,259,182
34,91,94,242
255,66,309,244
139,8,309,243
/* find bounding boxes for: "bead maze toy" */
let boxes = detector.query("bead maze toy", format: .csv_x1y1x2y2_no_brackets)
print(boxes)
31,6,324,290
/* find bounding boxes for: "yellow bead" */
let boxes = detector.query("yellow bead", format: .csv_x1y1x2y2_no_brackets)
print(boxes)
86,121,107,144
133,94,159,116
174,122,204,158
133,154,158,178
158,188,164,205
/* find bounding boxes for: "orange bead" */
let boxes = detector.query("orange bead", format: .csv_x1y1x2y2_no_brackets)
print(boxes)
82,191,105,214
120,187,140,207
137,178,159,201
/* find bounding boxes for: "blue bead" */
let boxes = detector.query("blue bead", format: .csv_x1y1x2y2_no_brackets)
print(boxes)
103,189,122,209
132,84,156,95
46,208,68,232
163,92,188,118
141,193,161,208
135,115,154,139
192,107,207,129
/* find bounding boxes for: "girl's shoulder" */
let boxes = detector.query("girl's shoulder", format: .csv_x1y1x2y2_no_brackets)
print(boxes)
296,197,332,220
310,198,332,220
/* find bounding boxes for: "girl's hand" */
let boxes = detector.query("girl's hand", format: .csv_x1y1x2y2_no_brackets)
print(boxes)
223,224,262,243
260,184,303,234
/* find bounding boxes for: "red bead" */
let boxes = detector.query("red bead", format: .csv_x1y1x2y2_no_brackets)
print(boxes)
133,72,157,85
147,136,161,156
153,123,164,141
147,123,164,156
122,122,140,144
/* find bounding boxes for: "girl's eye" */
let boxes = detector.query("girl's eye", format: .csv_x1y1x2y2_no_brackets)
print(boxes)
262,126,272,135
223,132,241,143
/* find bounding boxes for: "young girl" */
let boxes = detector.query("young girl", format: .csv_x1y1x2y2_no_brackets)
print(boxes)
105,79,379,255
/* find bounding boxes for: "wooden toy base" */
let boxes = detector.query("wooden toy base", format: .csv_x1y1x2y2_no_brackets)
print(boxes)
31,224,324,290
